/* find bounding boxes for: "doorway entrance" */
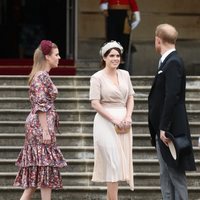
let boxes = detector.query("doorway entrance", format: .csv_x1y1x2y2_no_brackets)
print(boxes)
0,0,76,70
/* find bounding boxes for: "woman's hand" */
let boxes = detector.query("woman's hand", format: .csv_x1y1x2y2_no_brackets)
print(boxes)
114,118,131,134
42,130,51,144
38,111,51,144
112,118,124,129
122,116,132,129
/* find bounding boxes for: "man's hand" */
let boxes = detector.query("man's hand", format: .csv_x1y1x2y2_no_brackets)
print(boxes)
160,130,170,146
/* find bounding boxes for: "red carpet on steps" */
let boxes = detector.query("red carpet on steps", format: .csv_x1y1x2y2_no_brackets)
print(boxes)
0,59,76,75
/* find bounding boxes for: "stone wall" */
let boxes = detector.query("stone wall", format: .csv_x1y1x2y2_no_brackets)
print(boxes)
77,0,200,75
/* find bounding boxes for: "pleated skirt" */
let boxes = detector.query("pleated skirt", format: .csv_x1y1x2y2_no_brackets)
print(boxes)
92,107,134,190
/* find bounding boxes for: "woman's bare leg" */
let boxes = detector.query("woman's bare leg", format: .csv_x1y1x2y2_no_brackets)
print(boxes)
20,188,36,200
40,187,52,200
107,182,118,200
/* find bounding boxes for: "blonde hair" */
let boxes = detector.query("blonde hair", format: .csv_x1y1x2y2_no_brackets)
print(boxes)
28,43,57,85
155,24,178,44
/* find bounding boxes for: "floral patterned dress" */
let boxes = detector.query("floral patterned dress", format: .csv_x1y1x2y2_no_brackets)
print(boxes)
14,71,67,189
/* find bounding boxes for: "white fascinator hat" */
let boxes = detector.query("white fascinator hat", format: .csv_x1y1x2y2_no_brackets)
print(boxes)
100,40,123,57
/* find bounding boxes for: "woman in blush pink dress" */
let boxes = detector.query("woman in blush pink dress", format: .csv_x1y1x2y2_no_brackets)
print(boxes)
13,40,67,200
89,41,135,200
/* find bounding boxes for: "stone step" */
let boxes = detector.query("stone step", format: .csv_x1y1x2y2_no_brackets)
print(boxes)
0,109,96,122
0,146,154,160
0,97,199,110
0,133,199,147
1,158,200,173
1,172,200,187
0,75,199,200
0,97,91,110
0,86,89,98
1,186,200,200
0,75,200,87
0,159,160,173
0,146,200,160
0,109,199,122
0,186,163,200
0,76,91,87
0,76,156,87
0,75,165,87
0,121,199,135
1,185,200,200
0,85,199,98
0,159,158,173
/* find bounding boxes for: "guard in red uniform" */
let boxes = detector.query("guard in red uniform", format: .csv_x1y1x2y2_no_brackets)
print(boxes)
99,0,140,71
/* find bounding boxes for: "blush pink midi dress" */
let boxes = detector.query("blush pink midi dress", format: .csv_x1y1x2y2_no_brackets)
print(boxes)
89,69,134,190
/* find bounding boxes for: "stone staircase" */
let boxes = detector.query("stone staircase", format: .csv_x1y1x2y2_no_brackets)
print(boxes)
0,75,200,200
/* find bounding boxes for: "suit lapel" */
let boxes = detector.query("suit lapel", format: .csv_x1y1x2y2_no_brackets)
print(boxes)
149,51,177,97
159,51,177,71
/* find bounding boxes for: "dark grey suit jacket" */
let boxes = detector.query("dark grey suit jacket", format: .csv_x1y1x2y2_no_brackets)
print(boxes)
148,51,196,171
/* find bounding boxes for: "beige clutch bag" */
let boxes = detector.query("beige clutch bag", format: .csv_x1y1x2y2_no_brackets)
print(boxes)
115,125,130,134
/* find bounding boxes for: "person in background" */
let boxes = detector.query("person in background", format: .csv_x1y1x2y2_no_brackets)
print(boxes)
99,0,140,71
148,24,196,200
89,40,135,200
13,40,67,200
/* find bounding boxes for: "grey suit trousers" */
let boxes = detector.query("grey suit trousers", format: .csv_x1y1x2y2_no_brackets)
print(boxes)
156,137,188,200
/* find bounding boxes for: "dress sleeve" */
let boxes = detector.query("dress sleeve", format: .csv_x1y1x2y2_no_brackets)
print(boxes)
33,72,52,113
89,76,101,100
127,72,135,96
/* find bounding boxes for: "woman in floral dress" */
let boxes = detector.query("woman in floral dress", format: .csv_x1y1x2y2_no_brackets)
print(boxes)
14,40,67,200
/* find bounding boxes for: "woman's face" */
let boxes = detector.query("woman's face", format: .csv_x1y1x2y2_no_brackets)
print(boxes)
103,49,121,69
46,48,61,68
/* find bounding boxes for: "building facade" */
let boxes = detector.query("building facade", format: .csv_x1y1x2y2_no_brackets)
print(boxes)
0,0,200,75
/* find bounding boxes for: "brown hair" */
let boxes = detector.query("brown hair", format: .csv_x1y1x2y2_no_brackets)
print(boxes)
28,43,57,85
155,24,178,44
100,47,122,68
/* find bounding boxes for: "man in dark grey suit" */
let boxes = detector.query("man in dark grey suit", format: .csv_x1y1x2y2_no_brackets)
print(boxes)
148,24,196,200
